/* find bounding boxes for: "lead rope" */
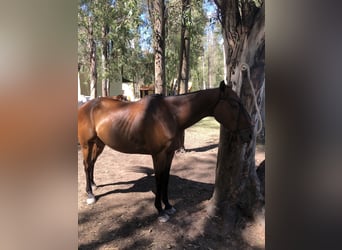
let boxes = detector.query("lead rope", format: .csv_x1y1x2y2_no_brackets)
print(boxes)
239,63,263,135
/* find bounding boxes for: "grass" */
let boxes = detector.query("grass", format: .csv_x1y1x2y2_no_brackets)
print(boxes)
186,117,220,138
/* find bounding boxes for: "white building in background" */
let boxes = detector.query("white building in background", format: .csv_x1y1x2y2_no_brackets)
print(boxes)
122,83,135,101
78,70,90,106
78,70,142,104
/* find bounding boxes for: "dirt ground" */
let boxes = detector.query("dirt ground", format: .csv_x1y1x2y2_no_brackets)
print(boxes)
78,117,265,250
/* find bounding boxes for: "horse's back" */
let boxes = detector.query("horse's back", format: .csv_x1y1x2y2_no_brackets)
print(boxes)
78,96,180,154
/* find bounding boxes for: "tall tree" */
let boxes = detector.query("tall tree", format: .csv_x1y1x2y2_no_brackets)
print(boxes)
177,0,191,94
145,0,206,93
208,0,265,235
79,0,143,98
101,22,110,96
78,0,100,99
149,0,167,95
89,13,98,99
98,0,111,97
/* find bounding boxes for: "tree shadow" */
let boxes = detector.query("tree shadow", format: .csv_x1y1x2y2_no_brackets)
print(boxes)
186,143,218,152
79,166,214,250
94,166,213,204
79,209,156,250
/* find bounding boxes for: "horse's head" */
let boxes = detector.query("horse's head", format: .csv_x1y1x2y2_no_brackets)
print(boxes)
213,81,253,143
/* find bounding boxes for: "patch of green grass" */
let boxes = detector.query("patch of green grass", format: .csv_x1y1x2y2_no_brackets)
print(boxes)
187,117,220,134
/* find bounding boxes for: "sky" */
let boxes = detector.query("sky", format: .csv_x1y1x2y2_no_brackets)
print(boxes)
139,0,217,52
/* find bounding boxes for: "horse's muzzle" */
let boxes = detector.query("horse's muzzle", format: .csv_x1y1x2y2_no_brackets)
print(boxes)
238,128,253,143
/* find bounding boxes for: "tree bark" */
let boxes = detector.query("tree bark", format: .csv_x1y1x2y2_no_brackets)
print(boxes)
151,0,166,95
209,0,265,224
101,24,110,97
207,30,212,89
177,0,191,95
88,15,97,99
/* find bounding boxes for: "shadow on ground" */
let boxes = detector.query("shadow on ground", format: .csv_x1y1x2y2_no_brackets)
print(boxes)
186,143,218,152
79,166,216,250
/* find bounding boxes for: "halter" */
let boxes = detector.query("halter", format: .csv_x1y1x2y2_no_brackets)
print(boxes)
215,93,252,138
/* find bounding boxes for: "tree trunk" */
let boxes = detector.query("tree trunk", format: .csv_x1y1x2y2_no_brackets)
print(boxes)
151,0,166,95
89,16,97,99
101,24,110,97
178,0,191,95
177,17,184,94
209,0,265,226
207,30,212,89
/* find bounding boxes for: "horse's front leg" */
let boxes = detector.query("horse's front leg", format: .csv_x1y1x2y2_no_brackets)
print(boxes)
154,171,164,214
152,151,176,222
152,153,170,222
162,151,176,215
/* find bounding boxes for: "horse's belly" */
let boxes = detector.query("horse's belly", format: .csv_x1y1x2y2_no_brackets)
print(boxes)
106,140,150,154
95,116,173,155
97,130,150,154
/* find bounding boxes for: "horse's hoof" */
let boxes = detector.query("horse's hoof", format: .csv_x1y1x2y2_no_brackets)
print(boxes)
165,207,177,215
86,195,96,205
158,213,170,223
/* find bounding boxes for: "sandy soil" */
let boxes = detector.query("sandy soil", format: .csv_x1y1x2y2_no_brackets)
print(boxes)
78,118,265,249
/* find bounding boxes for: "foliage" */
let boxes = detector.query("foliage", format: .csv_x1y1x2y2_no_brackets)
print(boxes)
165,0,207,91
78,0,228,95
78,0,150,91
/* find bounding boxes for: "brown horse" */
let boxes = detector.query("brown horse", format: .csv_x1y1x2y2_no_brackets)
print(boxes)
78,81,253,222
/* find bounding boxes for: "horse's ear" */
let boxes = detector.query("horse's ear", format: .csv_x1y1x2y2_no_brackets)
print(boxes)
219,80,226,92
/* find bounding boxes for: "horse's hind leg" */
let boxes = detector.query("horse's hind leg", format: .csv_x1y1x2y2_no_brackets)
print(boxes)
89,139,105,190
81,139,104,205
80,141,96,204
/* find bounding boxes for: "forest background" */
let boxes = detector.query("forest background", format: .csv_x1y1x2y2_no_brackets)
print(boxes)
78,0,225,98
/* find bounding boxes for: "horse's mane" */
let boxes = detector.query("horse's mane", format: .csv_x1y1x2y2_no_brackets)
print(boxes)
164,87,218,99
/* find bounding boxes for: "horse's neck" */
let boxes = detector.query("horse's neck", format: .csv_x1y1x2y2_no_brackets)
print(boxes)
166,88,219,129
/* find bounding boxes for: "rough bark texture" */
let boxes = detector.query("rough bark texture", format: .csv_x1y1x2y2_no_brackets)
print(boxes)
101,24,110,97
89,16,97,99
151,0,166,95
209,0,265,227
178,0,191,95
